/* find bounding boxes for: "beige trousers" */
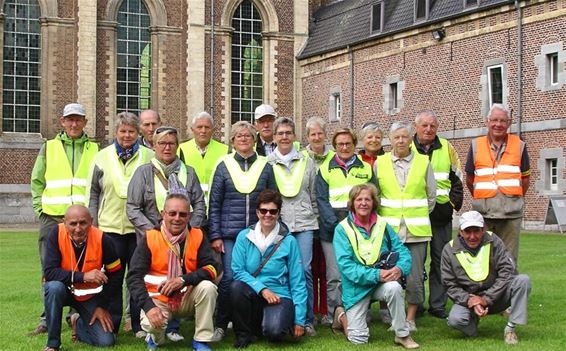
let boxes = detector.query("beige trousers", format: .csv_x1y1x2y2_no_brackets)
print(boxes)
140,280,217,343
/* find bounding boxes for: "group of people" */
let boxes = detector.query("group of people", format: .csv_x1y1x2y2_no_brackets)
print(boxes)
30,102,531,351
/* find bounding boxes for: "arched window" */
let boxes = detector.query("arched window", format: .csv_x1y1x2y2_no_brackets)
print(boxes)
116,0,151,115
231,0,263,124
2,0,41,133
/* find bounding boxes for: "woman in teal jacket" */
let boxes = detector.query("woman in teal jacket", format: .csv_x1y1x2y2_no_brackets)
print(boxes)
230,189,307,349
333,183,419,349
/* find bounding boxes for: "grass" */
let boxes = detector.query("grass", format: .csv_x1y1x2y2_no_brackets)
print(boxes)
1,231,565,350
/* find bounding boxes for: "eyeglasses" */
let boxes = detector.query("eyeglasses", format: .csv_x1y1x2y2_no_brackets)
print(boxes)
166,211,189,218
157,141,177,148
336,142,353,149
258,208,279,215
155,126,178,134
275,131,294,136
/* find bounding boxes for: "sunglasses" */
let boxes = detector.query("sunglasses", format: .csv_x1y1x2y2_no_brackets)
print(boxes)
362,122,380,130
155,126,178,134
258,208,279,215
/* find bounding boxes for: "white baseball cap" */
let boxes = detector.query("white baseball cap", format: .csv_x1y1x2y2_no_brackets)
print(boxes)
254,104,277,120
459,211,485,230
63,103,86,117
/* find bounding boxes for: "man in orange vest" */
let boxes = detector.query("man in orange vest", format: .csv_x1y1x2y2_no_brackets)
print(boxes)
127,194,219,351
42,205,122,351
465,104,530,261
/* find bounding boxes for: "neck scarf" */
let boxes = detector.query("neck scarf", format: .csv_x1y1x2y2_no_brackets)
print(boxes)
115,140,139,163
274,147,297,168
160,224,188,279
253,221,280,255
352,212,377,236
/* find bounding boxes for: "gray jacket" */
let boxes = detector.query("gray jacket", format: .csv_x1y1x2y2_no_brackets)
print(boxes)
268,150,318,233
126,162,206,239
441,231,517,307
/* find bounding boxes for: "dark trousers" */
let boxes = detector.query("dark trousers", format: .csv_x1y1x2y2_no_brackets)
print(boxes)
230,280,295,342
428,221,452,313
106,232,140,333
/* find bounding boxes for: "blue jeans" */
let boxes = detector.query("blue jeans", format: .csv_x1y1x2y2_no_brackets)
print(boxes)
44,281,115,348
215,238,235,329
292,230,314,325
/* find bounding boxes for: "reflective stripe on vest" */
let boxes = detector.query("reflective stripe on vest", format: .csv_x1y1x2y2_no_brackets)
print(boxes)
430,138,452,204
376,153,431,236
57,223,104,301
222,153,268,194
319,155,372,209
144,227,203,303
473,135,523,198
273,155,308,197
450,233,492,282
102,145,150,199
339,216,387,266
42,140,98,215
152,158,189,212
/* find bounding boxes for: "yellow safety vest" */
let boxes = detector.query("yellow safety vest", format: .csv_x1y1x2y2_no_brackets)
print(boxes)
178,139,228,196
222,153,268,194
102,144,152,199
273,152,308,197
319,156,372,209
152,158,189,212
413,138,452,204
339,216,387,266
376,152,432,236
42,139,99,215
451,233,492,282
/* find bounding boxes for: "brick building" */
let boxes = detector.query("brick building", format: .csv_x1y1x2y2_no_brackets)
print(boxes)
297,0,566,228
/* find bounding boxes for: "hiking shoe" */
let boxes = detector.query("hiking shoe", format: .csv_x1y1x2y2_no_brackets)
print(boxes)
145,334,158,350
395,335,420,349
192,340,212,351
380,308,392,325
304,324,317,336
210,327,225,342
504,327,518,345
406,320,417,332
167,331,184,342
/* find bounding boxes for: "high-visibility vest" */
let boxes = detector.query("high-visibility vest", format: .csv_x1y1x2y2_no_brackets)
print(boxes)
319,156,372,209
473,135,523,198
144,228,203,303
178,139,228,197
152,159,189,212
450,232,493,282
101,144,153,199
339,216,387,266
428,138,452,204
221,153,268,194
57,224,104,301
42,140,98,215
376,153,432,237
273,152,308,197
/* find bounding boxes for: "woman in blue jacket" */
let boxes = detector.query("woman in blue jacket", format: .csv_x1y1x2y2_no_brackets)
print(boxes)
230,189,307,348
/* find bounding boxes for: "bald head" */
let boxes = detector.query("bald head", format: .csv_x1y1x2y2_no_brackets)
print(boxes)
64,205,93,244
140,109,162,145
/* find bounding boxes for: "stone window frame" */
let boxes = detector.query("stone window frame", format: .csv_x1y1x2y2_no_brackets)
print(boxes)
535,41,566,92
382,74,404,115
480,59,508,118
370,1,384,34
328,86,341,122
535,147,566,195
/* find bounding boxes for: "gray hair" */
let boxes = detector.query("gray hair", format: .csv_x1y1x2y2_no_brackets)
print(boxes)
487,104,511,120
272,117,295,135
358,122,382,141
114,112,140,133
191,111,213,127
305,116,326,135
229,121,257,143
414,110,438,125
389,121,412,136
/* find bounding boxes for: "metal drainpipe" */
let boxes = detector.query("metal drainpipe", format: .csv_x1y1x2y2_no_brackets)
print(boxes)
515,0,523,138
348,45,354,128
210,0,215,118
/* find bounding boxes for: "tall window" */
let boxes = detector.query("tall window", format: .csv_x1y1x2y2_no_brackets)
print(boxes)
488,65,503,106
231,0,263,124
116,0,151,115
548,53,559,86
390,82,398,109
415,0,428,21
548,158,558,191
371,2,383,33
2,0,41,133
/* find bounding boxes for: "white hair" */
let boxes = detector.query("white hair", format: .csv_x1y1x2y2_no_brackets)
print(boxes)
389,121,412,136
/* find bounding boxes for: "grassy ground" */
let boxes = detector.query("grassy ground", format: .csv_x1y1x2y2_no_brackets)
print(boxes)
0,231,565,351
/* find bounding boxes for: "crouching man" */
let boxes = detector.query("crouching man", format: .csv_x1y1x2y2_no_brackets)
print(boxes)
127,194,219,351
42,205,122,351
441,211,531,345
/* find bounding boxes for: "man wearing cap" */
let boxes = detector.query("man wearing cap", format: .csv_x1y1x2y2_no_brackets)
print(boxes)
30,103,99,335
139,109,162,149
254,104,277,156
441,211,531,345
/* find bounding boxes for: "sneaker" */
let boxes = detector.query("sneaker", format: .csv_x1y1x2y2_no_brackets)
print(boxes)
395,335,420,349
145,334,158,350
136,330,148,339
380,308,392,325
192,339,212,351
406,320,417,332
304,324,317,337
320,315,333,326
504,327,518,345
210,327,225,342
167,331,185,342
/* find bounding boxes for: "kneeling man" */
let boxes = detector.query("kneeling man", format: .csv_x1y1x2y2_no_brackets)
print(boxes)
127,194,219,351
42,205,122,351
441,211,531,345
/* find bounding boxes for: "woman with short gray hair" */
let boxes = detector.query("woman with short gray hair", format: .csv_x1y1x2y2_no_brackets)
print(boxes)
358,122,384,166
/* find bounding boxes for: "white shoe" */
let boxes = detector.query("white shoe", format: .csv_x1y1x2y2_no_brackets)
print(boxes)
210,327,225,342
166,331,185,342
135,330,148,339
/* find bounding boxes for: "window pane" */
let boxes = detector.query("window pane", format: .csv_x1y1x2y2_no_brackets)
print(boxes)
372,3,382,32
489,66,503,105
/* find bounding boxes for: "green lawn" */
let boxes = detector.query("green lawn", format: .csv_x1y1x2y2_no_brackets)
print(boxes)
1,231,565,350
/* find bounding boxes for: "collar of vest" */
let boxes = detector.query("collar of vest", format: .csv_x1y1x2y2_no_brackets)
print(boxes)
234,151,258,163
412,135,442,154
451,231,494,254
328,154,363,169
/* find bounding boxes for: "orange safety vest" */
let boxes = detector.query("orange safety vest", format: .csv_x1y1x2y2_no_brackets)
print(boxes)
58,224,104,301
144,228,203,303
473,135,523,198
